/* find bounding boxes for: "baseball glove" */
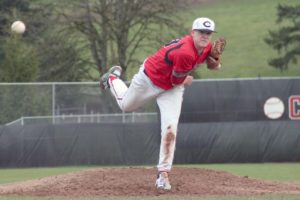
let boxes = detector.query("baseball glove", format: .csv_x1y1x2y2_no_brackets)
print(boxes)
210,37,226,59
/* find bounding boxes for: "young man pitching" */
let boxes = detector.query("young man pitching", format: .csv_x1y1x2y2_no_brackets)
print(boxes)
100,17,226,191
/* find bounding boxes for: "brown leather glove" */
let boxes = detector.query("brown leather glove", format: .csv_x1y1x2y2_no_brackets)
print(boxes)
210,37,226,59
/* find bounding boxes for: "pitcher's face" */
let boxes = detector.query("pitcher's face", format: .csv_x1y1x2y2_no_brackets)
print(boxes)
192,30,213,50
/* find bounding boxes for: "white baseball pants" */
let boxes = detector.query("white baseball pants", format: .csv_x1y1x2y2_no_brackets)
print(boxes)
108,65,184,172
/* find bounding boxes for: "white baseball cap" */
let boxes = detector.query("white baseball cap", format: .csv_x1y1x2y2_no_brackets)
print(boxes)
192,17,216,32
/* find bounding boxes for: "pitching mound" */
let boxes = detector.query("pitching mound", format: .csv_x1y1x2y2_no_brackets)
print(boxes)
1,167,300,197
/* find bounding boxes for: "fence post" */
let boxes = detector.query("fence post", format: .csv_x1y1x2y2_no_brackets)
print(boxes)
52,83,56,124
21,117,24,126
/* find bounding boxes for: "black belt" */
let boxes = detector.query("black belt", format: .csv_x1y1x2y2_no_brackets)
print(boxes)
144,69,149,77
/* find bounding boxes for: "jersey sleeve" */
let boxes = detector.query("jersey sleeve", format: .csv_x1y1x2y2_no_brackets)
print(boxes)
171,53,194,86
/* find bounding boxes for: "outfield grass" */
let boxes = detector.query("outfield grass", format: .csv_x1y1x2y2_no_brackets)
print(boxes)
195,163,300,182
0,166,90,184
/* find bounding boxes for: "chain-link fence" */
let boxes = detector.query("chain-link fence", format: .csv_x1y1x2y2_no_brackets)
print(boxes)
0,82,158,125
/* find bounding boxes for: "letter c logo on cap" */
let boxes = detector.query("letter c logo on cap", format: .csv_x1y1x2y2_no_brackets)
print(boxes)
203,21,211,27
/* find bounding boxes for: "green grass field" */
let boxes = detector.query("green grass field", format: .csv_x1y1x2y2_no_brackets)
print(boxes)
187,0,300,79
127,0,300,79
195,163,300,182
192,0,300,78
0,163,299,200
0,166,89,184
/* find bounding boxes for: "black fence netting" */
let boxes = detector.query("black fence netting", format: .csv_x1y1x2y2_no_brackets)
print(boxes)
0,78,299,167
180,78,300,122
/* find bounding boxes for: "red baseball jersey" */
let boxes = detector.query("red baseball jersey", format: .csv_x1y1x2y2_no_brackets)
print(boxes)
144,34,212,90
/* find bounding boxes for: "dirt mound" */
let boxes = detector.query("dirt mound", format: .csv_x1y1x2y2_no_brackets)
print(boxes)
1,167,300,197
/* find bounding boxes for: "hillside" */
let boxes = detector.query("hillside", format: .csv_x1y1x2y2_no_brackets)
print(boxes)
128,0,300,79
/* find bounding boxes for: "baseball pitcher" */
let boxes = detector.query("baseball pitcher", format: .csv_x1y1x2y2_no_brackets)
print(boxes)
100,17,226,191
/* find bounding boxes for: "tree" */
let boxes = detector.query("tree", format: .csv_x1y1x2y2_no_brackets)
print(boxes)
0,0,93,82
0,33,53,125
23,2,93,81
265,4,300,71
35,29,92,82
0,0,31,71
0,34,39,82
56,0,188,78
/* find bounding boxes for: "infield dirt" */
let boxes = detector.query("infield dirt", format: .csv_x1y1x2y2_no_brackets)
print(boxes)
0,167,300,197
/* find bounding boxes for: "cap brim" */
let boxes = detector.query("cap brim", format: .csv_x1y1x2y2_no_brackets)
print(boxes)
194,29,216,33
